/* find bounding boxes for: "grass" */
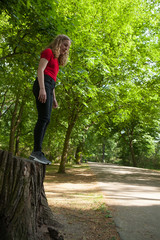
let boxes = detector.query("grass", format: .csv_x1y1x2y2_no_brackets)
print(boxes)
94,203,112,218
46,162,89,174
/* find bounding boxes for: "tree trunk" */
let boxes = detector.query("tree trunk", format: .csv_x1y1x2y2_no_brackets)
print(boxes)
15,127,20,156
9,97,19,153
102,143,105,163
128,128,137,167
9,97,24,153
129,140,137,167
0,150,64,240
58,122,74,173
75,143,83,165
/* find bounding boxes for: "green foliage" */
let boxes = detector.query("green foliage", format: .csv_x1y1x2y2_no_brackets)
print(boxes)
1,0,160,169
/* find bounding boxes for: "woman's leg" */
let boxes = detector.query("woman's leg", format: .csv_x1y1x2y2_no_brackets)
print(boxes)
40,88,53,145
33,84,53,152
30,76,55,164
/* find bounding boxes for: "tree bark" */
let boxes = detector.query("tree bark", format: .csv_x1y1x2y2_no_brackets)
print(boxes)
15,130,20,156
102,143,105,163
9,96,25,154
58,107,79,173
9,97,19,153
0,150,64,240
129,139,137,167
58,122,74,173
75,143,83,165
128,128,137,167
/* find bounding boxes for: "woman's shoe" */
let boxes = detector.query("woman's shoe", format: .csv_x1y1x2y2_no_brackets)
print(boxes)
29,151,51,165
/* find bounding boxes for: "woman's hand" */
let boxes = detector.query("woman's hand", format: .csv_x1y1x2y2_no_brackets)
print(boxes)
53,98,58,108
53,88,58,108
38,88,47,103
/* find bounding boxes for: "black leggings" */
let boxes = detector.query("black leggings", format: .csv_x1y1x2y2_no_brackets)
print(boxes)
33,75,55,152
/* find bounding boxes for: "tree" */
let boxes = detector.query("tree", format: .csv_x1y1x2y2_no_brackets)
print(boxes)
0,150,64,240
1,0,160,170
0,0,58,154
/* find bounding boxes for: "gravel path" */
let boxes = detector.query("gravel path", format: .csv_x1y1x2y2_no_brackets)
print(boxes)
89,163,160,240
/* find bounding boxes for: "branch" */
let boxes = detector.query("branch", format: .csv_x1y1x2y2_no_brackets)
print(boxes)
0,102,14,118
0,32,30,60
0,51,31,60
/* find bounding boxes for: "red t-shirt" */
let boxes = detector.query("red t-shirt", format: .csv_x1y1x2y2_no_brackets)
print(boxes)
41,48,59,82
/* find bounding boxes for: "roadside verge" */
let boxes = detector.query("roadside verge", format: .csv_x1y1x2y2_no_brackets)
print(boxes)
44,164,120,240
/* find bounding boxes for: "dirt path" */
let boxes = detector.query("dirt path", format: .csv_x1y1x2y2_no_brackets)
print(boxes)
89,163,160,240
44,164,120,240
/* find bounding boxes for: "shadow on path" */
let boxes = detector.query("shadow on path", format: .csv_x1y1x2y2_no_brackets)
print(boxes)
89,163,160,240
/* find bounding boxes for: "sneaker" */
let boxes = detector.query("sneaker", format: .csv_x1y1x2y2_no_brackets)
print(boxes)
29,151,51,165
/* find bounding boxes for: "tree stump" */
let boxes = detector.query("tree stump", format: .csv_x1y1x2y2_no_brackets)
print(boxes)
0,150,64,240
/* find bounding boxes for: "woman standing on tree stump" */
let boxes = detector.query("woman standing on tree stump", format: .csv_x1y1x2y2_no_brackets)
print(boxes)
29,35,71,165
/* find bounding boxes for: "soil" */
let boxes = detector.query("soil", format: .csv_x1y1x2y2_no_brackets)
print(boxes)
44,164,120,240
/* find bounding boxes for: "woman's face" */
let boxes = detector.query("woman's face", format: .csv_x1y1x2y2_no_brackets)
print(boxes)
60,40,71,55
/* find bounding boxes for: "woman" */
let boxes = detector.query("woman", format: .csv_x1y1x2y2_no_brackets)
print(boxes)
29,34,71,164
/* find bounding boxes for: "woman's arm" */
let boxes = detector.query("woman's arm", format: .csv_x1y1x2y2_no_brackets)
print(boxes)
37,58,48,103
53,88,58,108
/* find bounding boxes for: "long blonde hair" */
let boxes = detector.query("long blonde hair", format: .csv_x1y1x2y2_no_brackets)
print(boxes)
46,34,71,66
